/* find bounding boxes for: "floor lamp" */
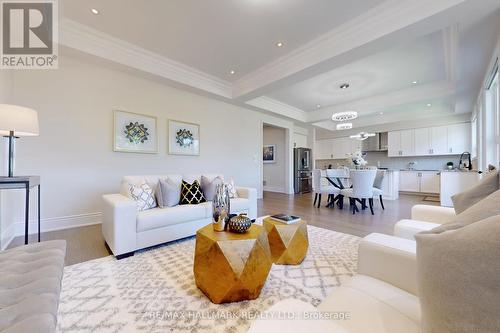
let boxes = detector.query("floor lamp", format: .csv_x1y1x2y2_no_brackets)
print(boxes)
0,104,39,177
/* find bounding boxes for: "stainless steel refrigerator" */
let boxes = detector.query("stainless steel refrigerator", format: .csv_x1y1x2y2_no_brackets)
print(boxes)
294,148,312,194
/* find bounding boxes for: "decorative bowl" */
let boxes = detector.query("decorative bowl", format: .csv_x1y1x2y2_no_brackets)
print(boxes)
228,214,252,233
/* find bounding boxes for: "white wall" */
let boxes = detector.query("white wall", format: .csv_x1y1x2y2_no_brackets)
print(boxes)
0,54,305,246
263,126,286,193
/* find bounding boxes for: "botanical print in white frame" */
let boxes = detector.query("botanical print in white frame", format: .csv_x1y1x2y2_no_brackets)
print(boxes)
113,110,158,154
168,120,200,156
263,144,276,163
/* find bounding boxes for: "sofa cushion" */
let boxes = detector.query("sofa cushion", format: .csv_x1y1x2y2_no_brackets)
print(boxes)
200,175,223,201
121,175,183,197
155,178,181,208
136,204,207,232
451,170,498,214
416,215,500,333
394,219,441,240
428,189,500,233
318,275,420,333
180,180,206,205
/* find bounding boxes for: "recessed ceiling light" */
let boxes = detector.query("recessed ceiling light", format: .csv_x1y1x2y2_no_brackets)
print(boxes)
229,70,236,75
316,104,321,109
276,42,284,47
379,112,384,115
337,123,353,130
332,111,358,122
412,80,418,84
339,83,350,90
426,103,432,107
91,8,99,15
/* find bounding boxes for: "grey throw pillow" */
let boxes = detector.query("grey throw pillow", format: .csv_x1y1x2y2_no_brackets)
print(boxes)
201,176,223,201
415,215,500,333
427,189,500,234
156,178,181,208
452,170,499,214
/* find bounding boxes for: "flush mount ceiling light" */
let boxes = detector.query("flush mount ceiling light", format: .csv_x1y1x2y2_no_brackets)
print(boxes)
350,132,376,141
91,8,99,14
339,83,350,89
336,123,352,130
276,42,284,47
331,111,357,122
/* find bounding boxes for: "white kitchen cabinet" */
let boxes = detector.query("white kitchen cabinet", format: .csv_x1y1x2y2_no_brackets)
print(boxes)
447,123,471,155
399,171,420,192
414,128,431,156
315,139,332,160
431,126,448,155
420,171,440,194
388,130,415,156
294,133,308,149
388,131,401,157
331,138,343,159
440,171,481,207
399,170,440,194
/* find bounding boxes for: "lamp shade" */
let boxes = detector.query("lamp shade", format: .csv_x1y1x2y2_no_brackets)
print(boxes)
0,104,39,136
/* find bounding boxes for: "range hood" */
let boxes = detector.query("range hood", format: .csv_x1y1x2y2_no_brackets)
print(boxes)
361,132,388,152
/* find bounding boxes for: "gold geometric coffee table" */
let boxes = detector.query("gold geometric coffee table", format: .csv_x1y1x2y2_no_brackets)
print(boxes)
193,223,273,304
263,217,309,265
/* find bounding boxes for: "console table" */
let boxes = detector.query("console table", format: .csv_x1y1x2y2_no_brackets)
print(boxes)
0,176,40,244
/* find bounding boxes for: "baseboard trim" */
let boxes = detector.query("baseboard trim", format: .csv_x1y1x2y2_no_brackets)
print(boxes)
263,186,286,193
2,212,102,250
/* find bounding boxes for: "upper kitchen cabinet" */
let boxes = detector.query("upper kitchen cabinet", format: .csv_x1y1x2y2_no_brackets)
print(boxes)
294,132,308,149
388,123,470,157
315,139,333,160
388,130,414,157
447,123,471,155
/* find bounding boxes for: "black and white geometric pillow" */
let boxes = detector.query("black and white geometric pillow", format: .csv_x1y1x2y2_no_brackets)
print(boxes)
129,182,157,211
225,179,239,198
180,180,207,205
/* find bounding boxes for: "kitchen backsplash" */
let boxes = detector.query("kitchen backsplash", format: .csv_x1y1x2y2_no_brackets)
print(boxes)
316,151,462,170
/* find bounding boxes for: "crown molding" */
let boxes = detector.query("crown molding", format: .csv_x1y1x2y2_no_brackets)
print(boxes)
245,97,308,122
59,19,233,98
306,81,456,123
232,0,466,100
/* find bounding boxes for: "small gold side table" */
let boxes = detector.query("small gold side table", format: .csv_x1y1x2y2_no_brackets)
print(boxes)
263,217,309,265
193,224,272,304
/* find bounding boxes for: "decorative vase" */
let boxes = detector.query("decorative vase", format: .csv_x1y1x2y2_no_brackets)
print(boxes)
228,213,252,233
212,183,230,232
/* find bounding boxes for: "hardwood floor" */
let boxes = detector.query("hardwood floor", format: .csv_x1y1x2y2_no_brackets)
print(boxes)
8,192,436,265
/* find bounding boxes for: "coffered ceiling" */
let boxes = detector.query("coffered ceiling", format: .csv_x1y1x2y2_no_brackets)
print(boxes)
58,0,500,134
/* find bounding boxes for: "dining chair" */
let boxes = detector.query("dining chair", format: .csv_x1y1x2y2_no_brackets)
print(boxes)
312,169,340,208
325,168,350,208
373,170,386,210
340,169,377,215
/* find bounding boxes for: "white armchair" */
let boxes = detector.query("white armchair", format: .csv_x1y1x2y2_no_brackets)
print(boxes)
248,233,419,333
394,205,456,240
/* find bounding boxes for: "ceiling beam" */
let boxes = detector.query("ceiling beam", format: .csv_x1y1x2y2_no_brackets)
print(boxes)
232,0,467,101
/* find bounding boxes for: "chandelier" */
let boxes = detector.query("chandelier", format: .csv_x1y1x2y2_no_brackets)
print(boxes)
331,111,358,122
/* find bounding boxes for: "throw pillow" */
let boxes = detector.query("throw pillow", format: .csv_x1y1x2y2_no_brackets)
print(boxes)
200,175,223,201
156,178,181,208
452,170,499,214
415,215,500,333
129,182,157,211
180,180,206,205
426,189,500,234
225,179,239,198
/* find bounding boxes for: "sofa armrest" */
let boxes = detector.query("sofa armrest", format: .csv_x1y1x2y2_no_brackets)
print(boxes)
247,299,348,333
411,205,455,224
102,194,137,256
357,233,417,295
236,187,257,220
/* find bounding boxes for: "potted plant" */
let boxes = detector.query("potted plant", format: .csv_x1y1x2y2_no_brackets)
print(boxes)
446,161,454,170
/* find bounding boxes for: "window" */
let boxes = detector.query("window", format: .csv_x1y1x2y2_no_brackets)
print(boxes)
484,71,499,169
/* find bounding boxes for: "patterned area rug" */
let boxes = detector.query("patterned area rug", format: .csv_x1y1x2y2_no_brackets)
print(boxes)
57,225,360,333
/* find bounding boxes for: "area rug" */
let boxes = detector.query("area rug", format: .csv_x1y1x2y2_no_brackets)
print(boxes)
57,225,360,333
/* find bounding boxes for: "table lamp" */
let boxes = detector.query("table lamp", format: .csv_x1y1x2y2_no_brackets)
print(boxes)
0,104,39,177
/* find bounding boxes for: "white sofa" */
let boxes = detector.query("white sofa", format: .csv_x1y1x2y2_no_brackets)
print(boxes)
394,204,456,240
248,233,419,333
102,174,257,258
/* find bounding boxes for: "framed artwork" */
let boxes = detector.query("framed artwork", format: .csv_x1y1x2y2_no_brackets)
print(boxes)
263,144,276,163
113,110,158,154
168,120,200,155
